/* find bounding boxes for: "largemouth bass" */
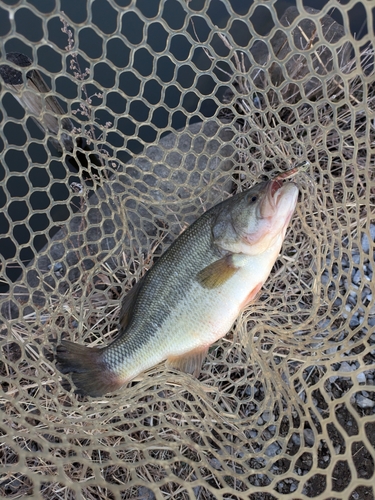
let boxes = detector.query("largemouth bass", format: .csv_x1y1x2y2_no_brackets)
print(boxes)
56,177,299,396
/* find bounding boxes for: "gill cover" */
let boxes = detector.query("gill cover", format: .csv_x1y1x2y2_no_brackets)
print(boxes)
212,180,298,255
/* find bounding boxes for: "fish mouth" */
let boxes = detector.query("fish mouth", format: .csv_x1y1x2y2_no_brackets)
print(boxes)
260,179,296,218
265,179,285,211
269,179,284,205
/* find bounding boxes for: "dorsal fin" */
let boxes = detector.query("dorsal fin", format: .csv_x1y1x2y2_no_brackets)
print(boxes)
118,277,145,330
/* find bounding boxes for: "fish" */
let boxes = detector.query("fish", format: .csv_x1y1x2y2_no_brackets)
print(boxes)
56,176,299,397
0,52,103,182
0,52,74,153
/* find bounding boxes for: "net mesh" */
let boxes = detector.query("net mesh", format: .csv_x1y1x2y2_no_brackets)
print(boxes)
0,0,374,498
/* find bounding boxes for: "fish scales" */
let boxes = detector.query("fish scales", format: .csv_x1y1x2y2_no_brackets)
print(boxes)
105,211,216,365
56,179,299,396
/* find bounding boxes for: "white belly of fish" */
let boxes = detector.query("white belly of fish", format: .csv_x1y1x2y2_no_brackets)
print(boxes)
118,247,281,381
158,249,279,357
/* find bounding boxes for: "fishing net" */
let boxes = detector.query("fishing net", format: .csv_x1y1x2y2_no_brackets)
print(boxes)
0,0,374,498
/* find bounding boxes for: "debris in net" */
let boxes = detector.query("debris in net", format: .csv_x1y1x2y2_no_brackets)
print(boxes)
70,182,84,194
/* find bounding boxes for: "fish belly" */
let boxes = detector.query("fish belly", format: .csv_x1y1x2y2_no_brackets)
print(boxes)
114,252,276,381
152,254,274,358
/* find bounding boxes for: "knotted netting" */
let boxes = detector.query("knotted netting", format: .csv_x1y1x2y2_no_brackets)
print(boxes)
0,0,374,498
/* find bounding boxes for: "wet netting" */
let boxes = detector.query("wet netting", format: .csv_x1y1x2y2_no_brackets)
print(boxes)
0,0,374,498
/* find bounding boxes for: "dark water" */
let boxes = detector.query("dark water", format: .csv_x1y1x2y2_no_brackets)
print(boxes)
0,0,368,293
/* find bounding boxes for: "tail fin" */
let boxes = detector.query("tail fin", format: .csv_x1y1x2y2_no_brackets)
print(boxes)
55,340,124,397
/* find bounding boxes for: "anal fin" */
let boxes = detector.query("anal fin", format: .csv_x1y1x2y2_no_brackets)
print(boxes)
166,346,208,377
241,282,263,309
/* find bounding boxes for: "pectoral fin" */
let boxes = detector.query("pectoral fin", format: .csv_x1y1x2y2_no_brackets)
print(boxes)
166,346,208,377
197,255,238,289
197,254,249,289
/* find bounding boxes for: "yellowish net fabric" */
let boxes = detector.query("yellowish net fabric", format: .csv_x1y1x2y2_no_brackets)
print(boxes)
0,0,374,498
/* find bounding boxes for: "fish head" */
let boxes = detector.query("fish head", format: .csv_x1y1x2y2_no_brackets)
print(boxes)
212,179,299,255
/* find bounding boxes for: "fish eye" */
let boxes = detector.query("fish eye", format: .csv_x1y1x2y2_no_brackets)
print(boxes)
249,195,258,203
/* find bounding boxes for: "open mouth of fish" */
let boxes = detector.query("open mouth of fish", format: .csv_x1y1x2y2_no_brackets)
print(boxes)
268,178,290,209
260,177,298,222
270,178,284,204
